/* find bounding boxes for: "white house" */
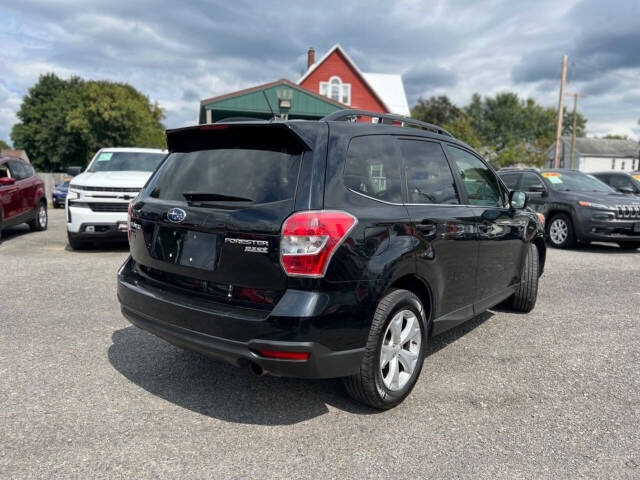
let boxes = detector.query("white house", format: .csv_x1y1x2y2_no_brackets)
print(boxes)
547,137,639,172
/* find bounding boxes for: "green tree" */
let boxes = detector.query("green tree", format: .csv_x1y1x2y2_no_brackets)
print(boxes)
464,92,557,151
562,109,587,137
11,73,165,171
0,139,10,150
443,115,482,150
411,95,462,125
602,134,630,140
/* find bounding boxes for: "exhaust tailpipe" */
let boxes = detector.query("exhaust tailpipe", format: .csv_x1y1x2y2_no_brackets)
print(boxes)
249,362,266,376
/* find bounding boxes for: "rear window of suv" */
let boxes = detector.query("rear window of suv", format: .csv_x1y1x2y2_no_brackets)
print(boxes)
148,149,301,205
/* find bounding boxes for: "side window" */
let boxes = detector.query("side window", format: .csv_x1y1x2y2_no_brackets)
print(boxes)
25,164,35,178
0,163,10,179
610,175,634,190
399,139,459,204
7,161,26,181
344,135,402,203
500,173,520,190
447,146,505,207
521,173,545,192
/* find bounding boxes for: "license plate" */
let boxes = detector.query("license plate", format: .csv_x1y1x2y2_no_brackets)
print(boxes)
152,227,217,269
634,222,640,233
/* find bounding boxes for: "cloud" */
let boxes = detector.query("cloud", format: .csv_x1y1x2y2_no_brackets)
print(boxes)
0,0,638,144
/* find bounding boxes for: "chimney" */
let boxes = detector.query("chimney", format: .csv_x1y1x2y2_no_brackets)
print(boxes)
307,47,315,69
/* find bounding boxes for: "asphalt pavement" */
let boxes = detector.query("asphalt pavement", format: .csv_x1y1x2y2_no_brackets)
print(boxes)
1,208,639,479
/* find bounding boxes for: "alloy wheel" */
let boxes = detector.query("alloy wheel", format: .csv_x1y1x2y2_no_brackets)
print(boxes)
379,309,422,391
549,218,568,245
38,205,47,228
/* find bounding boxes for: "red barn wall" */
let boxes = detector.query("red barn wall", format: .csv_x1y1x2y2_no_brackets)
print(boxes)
300,50,388,113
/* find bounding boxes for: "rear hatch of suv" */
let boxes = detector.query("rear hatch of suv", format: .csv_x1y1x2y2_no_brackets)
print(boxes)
128,123,314,311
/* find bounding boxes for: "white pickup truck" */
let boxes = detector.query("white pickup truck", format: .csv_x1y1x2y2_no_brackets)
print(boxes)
66,147,167,249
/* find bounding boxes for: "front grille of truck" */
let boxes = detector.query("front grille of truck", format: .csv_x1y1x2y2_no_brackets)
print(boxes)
75,186,140,192
616,205,640,219
88,202,130,212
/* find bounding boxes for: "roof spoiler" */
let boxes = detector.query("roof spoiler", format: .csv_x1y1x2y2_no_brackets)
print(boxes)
165,123,313,153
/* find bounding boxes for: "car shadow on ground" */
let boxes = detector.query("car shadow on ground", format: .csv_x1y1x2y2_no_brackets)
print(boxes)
0,224,32,243
575,242,639,254
64,241,130,253
108,312,493,425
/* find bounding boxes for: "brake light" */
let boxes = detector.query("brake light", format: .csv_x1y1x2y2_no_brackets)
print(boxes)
258,350,310,360
280,210,357,277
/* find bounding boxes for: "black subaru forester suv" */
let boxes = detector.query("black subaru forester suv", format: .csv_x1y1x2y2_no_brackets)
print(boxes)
117,110,545,409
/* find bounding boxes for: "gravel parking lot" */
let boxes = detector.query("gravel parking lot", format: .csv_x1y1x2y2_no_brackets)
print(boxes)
1,208,639,479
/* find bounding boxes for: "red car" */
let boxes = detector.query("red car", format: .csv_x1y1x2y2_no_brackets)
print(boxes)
0,155,48,235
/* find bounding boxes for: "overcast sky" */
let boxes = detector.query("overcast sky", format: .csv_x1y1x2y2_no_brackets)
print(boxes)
1,0,639,144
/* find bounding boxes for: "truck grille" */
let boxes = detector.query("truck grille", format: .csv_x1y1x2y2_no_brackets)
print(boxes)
616,205,640,219
74,185,140,192
88,202,129,212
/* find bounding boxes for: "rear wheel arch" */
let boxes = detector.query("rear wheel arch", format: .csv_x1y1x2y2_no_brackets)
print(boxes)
388,275,433,334
533,237,546,276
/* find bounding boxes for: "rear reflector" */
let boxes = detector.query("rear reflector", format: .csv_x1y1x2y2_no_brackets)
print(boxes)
258,350,310,360
200,124,229,130
280,210,357,277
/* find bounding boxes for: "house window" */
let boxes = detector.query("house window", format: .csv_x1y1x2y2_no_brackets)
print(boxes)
319,76,351,105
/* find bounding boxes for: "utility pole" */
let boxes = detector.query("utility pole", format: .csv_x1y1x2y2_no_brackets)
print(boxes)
564,92,585,169
554,55,568,168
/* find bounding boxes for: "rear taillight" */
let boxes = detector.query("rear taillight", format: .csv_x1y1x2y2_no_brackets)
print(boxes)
280,210,357,277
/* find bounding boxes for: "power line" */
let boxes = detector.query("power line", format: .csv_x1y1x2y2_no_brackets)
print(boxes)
571,58,639,84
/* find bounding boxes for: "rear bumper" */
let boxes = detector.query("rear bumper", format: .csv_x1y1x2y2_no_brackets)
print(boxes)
117,257,366,379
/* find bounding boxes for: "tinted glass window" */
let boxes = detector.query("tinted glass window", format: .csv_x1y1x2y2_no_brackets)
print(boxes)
344,135,402,203
500,173,520,189
609,174,637,192
399,139,459,204
7,161,27,180
88,152,166,173
521,173,545,192
447,146,505,207
149,149,300,204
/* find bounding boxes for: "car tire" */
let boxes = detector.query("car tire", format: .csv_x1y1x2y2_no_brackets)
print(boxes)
508,243,539,313
618,242,640,250
67,231,87,250
343,289,427,410
547,213,576,249
28,201,48,232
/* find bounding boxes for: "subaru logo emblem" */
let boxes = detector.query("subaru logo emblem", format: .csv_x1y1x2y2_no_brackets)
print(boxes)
167,208,187,223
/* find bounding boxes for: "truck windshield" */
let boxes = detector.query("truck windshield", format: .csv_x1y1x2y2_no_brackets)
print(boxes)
542,172,614,193
87,152,166,173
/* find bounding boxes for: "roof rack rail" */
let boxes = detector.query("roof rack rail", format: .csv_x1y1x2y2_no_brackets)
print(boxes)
321,109,453,137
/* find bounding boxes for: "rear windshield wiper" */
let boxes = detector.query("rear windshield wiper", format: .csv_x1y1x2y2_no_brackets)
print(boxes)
183,192,253,202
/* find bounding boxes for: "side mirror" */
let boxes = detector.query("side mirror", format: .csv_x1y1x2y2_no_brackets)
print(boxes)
67,166,83,176
510,190,527,209
0,177,15,186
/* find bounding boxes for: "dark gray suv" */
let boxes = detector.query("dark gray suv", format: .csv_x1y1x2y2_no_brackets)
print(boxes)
499,168,640,250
